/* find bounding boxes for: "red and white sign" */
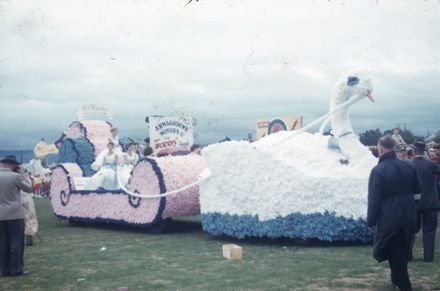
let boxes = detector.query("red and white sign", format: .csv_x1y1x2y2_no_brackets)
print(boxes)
149,115,194,154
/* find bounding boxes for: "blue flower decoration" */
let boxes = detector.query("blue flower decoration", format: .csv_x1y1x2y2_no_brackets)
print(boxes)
202,211,373,242
57,137,96,176
347,76,359,87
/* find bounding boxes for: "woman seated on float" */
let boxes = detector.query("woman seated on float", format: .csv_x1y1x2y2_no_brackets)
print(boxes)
119,142,140,186
86,141,120,190
109,127,122,153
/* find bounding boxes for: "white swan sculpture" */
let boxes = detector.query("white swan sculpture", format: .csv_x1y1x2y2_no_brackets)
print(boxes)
199,72,377,242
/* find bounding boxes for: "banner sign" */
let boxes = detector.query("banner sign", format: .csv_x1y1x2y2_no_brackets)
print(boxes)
149,115,194,153
256,116,303,140
77,104,113,121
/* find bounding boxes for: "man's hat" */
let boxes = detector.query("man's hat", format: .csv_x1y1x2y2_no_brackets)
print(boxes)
393,145,405,152
0,155,20,165
412,139,426,151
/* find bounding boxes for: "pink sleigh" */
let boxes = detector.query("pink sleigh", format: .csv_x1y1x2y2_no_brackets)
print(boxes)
50,121,205,231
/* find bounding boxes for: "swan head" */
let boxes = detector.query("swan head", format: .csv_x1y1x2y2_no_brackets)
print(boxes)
332,72,374,106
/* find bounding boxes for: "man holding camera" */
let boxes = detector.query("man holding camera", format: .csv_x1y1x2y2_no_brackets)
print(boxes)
0,155,33,276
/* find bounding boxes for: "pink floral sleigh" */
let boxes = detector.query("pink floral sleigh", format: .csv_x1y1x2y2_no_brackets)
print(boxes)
50,121,205,231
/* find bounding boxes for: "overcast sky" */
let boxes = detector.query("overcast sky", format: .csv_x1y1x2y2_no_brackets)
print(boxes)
1,0,439,149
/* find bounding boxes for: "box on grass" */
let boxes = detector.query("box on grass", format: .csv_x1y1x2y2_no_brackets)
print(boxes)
222,244,243,260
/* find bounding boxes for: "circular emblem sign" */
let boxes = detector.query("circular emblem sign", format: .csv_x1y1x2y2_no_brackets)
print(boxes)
268,118,288,135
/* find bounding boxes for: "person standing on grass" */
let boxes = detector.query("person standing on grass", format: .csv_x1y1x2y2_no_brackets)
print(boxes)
367,135,420,291
434,144,440,201
21,189,38,246
42,173,50,196
409,139,440,262
0,156,33,277
394,145,406,160
433,144,440,184
33,174,41,197
434,144,440,165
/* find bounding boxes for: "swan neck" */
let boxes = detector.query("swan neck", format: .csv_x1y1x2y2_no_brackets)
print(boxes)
331,102,354,138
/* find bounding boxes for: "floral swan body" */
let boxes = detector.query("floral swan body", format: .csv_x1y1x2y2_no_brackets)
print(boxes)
199,72,377,242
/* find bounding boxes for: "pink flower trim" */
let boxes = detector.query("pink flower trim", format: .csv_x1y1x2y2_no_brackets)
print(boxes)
156,155,206,218
81,121,113,155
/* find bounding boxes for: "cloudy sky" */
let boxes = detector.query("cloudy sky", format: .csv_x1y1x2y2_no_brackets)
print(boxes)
1,0,439,149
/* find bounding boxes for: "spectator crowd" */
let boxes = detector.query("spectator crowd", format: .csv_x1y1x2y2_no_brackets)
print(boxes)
367,133,440,291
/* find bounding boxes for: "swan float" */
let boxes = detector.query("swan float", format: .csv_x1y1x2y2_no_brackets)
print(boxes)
199,72,377,242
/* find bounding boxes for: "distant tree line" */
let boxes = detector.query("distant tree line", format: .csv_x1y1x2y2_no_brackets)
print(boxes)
359,127,426,146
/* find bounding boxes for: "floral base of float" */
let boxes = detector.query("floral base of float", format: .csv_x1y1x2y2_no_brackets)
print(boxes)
202,212,371,242
50,120,205,230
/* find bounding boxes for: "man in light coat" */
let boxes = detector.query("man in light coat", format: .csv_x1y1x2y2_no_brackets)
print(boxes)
0,155,33,276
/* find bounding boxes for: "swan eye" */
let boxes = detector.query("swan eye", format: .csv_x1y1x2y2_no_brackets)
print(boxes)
347,76,359,86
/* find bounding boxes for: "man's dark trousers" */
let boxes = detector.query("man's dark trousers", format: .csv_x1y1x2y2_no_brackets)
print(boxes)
415,209,438,262
384,229,412,291
0,219,25,275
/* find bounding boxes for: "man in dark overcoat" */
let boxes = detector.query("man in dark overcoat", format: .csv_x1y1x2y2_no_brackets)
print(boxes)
433,144,440,199
0,156,33,276
410,139,440,262
367,135,420,291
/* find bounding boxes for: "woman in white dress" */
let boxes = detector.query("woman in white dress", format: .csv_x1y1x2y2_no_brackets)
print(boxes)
119,143,140,186
86,141,120,190
109,127,122,153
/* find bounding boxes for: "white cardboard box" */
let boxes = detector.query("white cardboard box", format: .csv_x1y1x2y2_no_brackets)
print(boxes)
222,244,243,260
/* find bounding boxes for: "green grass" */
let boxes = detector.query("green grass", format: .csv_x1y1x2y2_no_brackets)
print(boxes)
2,199,440,290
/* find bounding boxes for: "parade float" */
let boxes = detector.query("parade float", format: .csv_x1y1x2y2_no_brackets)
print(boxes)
49,105,206,231
199,72,377,242
50,72,378,242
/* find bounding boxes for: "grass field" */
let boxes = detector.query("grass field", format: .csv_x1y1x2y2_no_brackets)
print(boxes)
2,199,440,290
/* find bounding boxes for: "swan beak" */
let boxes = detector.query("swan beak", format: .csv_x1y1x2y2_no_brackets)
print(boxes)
366,90,374,102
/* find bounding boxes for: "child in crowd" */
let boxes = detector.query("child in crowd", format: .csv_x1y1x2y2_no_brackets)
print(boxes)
42,173,51,196
33,174,41,196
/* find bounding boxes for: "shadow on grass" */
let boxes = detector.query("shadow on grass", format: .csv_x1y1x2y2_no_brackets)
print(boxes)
62,216,371,247
63,217,203,235
207,234,372,248
166,219,203,233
